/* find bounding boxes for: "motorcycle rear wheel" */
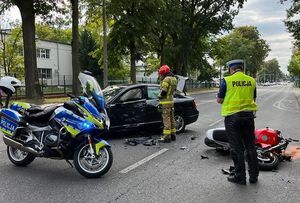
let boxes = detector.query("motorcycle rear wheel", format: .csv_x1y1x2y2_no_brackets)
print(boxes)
7,146,35,167
257,149,280,171
73,144,113,178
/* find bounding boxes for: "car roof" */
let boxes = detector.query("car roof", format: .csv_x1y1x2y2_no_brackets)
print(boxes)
105,83,159,90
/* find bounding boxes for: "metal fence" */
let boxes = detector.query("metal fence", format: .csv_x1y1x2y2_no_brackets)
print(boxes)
10,76,217,99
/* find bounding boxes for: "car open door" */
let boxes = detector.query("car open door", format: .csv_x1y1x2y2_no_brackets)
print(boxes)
145,85,162,127
107,87,146,131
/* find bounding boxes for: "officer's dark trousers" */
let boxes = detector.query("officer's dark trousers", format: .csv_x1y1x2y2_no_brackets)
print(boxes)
225,112,259,180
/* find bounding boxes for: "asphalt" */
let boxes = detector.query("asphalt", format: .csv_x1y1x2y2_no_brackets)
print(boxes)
187,85,300,107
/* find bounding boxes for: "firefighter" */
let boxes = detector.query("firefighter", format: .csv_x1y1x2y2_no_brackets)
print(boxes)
216,59,259,185
158,65,177,143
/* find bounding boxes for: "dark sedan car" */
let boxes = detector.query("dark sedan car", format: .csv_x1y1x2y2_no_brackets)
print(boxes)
103,84,199,133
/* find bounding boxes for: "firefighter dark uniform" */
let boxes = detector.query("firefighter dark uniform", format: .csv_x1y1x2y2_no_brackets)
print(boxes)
158,65,177,143
217,59,259,185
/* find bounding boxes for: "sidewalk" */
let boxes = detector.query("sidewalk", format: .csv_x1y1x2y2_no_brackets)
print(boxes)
186,88,218,96
293,87,300,106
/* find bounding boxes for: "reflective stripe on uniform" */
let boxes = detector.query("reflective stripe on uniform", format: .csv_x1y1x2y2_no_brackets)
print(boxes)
159,100,174,105
171,128,176,133
163,129,171,135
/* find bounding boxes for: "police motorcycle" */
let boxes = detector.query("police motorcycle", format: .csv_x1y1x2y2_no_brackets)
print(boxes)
205,127,299,170
0,72,113,178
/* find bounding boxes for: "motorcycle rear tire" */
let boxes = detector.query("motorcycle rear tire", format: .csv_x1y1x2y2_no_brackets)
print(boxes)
257,151,280,171
7,146,35,167
73,144,113,178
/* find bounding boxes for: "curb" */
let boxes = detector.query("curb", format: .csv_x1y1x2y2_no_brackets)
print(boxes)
187,89,218,96
292,87,300,108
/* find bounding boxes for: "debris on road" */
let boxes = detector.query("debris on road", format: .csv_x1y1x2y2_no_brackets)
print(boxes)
124,137,156,146
201,155,209,159
180,146,188,150
191,136,196,140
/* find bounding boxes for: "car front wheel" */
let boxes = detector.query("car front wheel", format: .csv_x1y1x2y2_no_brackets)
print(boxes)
175,114,185,133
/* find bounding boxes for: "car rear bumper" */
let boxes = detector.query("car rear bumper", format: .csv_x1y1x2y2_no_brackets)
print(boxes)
185,113,199,125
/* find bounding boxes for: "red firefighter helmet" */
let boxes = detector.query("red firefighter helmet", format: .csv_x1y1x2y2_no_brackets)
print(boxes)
158,65,171,76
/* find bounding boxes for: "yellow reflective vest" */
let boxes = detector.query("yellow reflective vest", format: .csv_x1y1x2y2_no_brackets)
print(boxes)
159,76,177,105
221,72,258,116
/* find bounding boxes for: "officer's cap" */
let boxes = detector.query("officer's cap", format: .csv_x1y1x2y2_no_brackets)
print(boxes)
226,59,244,69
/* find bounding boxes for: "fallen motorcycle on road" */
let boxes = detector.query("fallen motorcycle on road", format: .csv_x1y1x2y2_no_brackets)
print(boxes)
205,127,299,170
0,72,113,178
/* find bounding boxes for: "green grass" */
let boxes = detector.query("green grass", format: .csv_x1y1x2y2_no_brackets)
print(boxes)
11,97,70,105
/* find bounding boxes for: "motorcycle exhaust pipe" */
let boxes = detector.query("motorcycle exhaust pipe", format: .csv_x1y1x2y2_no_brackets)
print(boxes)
3,135,41,156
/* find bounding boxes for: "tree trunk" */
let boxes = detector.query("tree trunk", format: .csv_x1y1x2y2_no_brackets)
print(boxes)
0,31,8,74
130,41,136,84
174,51,184,75
71,0,81,96
16,0,43,101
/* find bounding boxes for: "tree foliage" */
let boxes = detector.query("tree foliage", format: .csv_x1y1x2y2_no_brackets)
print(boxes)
282,0,300,47
36,24,72,44
258,58,284,82
288,50,300,80
146,0,246,76
213,26,270,77
0,26,24,78
107,0,163,83
0,0,65,100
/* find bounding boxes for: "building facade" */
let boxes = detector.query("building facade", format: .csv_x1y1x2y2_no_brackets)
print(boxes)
36,39,72,86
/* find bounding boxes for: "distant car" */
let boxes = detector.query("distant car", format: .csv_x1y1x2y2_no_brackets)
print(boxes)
103,84,199,134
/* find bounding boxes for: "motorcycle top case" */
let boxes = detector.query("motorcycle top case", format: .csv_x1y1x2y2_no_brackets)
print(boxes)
0,108,25,136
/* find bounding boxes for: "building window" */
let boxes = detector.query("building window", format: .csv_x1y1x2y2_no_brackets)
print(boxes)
38,68,52,79
36,48,50,59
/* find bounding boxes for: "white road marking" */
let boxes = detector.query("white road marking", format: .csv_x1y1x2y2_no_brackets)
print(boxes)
273,96,300,113
208,119,223,127
119,148,169,174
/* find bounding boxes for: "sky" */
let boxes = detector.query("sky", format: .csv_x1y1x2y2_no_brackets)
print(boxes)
1,0,294,74
233,0,293,74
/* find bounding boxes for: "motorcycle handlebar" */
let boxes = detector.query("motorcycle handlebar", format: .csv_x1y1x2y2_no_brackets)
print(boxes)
286,138,299,142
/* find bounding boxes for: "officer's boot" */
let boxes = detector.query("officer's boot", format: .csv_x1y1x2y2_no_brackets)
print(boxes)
171,134,176,141
158,135,171,143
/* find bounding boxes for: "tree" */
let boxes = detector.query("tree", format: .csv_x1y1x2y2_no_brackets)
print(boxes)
107,0,162,83
71,0,80,96
288,50,300,86
79,29,101,81
258,59,284,83
147,0,246,76
282,0,300,47
213,26,270,77
0,27,24,78
0,0,63,100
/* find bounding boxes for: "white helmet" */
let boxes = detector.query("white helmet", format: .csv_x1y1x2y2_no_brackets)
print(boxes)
0,76,22,95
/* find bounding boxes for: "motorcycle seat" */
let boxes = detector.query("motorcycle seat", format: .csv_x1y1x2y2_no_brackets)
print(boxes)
25,105,58,126
213,129,228,142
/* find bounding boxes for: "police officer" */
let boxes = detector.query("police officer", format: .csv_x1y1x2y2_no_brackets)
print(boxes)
216,59,259,185
158,65,177,143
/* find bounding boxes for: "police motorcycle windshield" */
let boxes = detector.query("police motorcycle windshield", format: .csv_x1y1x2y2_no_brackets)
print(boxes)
78,72,104,108
78,72,110,128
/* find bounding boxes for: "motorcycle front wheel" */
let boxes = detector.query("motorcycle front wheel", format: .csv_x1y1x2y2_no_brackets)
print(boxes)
257,149,280,171
73,144,113,178
7,146,35,167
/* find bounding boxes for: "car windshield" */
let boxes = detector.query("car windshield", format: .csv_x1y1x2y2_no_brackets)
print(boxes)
103,86,125,102
78,72,103,97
